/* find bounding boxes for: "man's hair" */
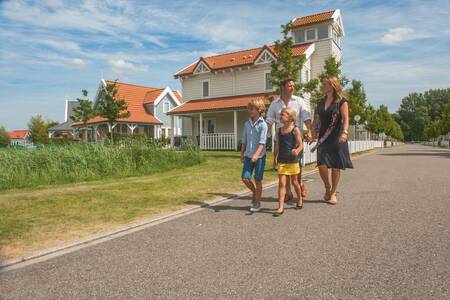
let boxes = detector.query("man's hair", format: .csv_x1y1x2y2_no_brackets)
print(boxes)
248,98,266,116
280,78,295,87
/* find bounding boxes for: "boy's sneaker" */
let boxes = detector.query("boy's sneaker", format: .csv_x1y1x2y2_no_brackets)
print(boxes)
250,201,261,212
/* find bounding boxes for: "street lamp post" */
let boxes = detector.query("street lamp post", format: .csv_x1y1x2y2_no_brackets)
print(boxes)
354,114,361,141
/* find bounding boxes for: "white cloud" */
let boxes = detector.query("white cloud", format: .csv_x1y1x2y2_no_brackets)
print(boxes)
70,58,85,65
381,27,416,44
39,39,81,52
109,59,148,73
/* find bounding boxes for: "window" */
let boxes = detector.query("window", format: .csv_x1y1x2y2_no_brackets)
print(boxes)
265,71,273,91
295,30,305,43
306,69,310,82
202,80,209,97
163,101,170,113
306,29,316,41
317,26,329,39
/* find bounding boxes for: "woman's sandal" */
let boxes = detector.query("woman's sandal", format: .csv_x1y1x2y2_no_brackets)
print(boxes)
273,210,284,217
327,193,337,205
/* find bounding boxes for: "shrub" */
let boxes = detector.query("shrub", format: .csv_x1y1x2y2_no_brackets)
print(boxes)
0,142,203,190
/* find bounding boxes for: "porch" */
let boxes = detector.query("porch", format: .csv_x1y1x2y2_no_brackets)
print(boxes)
174,110,248,150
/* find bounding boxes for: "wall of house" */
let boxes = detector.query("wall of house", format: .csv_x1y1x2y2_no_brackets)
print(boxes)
154,93,182,135
181,64,272,101
310,39,333,79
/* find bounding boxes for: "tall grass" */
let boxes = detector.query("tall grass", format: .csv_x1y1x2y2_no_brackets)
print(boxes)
0,140,203,190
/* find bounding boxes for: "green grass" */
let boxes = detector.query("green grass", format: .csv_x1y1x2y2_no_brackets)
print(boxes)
0,151,277,260
0,141,202,190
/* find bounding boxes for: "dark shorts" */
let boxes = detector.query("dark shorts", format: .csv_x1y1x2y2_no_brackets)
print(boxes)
242,156,266,181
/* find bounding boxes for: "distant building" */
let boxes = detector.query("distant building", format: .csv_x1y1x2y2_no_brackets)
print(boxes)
48,100,80,138
9,130,33,147
73,79,183,141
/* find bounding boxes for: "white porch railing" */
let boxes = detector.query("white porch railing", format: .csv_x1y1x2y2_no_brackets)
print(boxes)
200,133,236,150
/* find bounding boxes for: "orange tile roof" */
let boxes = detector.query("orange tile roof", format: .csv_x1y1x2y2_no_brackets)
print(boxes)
168,93,274,115
175,43,312,77
291,10,335,28
173,90,183,102
76,80,163,126
9,130,28,139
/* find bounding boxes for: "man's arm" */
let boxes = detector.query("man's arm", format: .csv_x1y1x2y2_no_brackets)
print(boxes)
300,101,313,143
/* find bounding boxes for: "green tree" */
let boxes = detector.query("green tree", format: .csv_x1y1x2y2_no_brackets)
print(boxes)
0,126,10,147
28,115,55,145
306,56,348,108
96,81,130,144
346,80,369,125
397,92,430,141
439,101,450,134
71,90,95,143
269,21,306,96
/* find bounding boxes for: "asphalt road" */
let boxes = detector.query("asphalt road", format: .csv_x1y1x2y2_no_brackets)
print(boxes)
1,144,449,299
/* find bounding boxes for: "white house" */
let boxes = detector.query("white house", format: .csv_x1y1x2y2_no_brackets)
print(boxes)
168,9,344,150
74,79,183,141
9,130,33,147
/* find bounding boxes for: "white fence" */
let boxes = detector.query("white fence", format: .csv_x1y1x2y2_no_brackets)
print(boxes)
200,133,236,150
302,140,384,165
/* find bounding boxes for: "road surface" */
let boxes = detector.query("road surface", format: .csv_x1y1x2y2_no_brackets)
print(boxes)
1,144,449,299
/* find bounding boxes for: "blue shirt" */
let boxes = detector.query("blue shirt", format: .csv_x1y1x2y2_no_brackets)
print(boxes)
241,117,268,158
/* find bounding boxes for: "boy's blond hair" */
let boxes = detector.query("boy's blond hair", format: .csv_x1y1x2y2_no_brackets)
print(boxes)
248,98,266,116
281,107,297,124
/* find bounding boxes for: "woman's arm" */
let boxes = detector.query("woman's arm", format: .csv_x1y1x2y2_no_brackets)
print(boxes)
339,101,349,143
292,127,304,155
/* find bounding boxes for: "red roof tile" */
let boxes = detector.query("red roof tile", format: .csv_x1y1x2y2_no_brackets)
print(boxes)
173,90,183,102
76,81,163,126
175,43,312,77
168,93,274,115
291,10,335,28
9,130,28,139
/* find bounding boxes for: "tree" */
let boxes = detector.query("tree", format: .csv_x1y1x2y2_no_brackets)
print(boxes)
345,80,369,125
439,101,450,135
269,21,306,96
71,90,95,143
397,92,430,141
96,81,130,144
28,115,54,145
306,56,348,108
0,126,10,147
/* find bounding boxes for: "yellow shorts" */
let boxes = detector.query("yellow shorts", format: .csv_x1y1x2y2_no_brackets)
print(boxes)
277,163,300,175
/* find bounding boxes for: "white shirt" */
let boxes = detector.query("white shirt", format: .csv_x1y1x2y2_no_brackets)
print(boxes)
266,95,311,128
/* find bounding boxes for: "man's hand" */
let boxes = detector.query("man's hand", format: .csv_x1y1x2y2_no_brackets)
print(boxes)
305,130,313,144
251,154,259,163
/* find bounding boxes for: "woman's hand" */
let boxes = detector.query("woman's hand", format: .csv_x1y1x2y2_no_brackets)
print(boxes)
339,133,348,143
291,148,301,156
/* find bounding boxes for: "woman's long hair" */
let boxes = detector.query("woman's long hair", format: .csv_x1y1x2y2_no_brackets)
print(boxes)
323,76,344,100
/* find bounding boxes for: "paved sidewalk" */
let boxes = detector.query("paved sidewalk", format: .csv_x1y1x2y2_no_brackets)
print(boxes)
1,145,449,299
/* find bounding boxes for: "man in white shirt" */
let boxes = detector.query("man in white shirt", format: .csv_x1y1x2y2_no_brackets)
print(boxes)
266,78,313,199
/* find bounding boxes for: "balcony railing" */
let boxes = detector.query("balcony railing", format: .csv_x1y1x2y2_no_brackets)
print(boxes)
200,133,236,150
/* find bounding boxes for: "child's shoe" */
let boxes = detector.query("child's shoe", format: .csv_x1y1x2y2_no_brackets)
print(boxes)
249,202,261,212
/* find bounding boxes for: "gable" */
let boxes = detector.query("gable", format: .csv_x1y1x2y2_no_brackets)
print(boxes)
255,49,276,65
193,61,210,74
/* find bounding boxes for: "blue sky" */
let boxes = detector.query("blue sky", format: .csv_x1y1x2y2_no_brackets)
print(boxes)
1,0,449,130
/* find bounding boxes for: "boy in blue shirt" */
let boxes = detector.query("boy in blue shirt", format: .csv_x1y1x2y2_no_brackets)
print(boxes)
240,98,268,212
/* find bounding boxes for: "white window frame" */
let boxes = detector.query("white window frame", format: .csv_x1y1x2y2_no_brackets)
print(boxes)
306,28,317,42
202,79,210,98
264,70,274,91
163,100,171,113
197,118,216,134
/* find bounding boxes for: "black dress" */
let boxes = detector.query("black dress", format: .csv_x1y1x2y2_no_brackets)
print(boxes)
316,99,353,170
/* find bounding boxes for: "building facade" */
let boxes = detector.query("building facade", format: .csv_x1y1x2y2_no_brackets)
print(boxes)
169,10,344,150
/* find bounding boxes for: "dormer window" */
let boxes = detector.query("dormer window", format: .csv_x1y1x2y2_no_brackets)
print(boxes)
317,25,329,39
306,29,316,41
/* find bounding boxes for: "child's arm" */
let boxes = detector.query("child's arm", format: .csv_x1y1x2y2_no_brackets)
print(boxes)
251,123,268,162
240,143,246,163
292,127,304,156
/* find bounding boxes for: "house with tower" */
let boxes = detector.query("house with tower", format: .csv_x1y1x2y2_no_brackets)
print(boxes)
168,9,344,150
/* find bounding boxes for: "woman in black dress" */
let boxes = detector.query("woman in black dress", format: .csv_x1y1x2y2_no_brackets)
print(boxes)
314,76,353,204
